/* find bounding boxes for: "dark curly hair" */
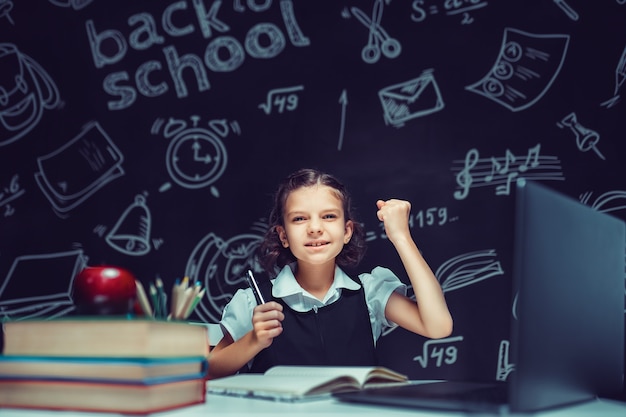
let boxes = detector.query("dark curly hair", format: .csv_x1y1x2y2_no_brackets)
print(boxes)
257,168,367,276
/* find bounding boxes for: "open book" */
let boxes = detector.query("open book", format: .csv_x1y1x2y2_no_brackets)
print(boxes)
207,365,409,401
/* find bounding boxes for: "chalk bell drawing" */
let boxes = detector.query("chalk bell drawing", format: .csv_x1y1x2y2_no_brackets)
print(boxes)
106,194,152,256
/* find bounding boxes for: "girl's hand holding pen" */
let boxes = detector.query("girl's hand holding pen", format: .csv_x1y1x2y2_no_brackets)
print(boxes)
251,301,284,349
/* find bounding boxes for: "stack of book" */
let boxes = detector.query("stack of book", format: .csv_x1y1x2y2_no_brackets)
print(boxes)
0,318,210,414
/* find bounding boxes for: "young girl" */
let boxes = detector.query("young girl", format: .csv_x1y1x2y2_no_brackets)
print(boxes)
207,168,452,378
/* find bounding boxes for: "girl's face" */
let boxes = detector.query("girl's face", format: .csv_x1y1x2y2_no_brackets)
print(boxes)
277,185,353,267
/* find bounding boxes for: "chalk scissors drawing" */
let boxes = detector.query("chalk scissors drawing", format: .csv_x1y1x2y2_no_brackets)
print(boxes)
351,0,401,64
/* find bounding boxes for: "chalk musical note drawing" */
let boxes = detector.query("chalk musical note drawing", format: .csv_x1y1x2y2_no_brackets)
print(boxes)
351,0,401,64
436,249,505,293
105,193,153,256
413,335,463,369
556,112,605,160
465,28,569,112
378,69,445,127
496,340,515,381
34,121,125,217
184,222,266,323
152,116,240,196
452,144,565,200
0,43,61,146
0,250,87,320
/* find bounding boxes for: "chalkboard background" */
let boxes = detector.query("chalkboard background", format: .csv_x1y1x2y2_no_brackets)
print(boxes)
1,0,625,384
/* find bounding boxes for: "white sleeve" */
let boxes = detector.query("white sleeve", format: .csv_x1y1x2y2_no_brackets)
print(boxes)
219,288,256,341
359,266,407,340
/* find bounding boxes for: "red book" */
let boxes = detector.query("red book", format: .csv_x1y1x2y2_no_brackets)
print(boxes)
0,378,206,414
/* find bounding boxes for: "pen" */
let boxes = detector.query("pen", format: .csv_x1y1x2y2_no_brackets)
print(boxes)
246,270,265,305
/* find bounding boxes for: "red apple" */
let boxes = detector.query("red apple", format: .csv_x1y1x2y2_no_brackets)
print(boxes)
72,266,137,316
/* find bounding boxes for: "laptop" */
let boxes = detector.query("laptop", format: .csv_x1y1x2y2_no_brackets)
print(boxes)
335,179,625,413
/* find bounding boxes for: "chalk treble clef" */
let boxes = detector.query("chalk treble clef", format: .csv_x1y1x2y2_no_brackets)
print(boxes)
454,148,479,200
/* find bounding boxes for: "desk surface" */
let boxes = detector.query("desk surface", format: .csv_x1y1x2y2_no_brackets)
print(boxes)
0,393,625,417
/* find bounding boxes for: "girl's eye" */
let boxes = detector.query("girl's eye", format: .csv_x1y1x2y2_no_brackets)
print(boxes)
292,216,305,222
323,214,337,219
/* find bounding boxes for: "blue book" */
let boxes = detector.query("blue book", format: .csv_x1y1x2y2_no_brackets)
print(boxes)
0,355,208,385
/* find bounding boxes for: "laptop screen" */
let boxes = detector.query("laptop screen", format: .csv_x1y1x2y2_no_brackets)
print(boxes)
509,180,625,411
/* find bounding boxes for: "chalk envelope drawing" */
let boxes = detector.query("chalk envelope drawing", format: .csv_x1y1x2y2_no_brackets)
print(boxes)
34,121,125,215
465,28,570,112
378,69,445,127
